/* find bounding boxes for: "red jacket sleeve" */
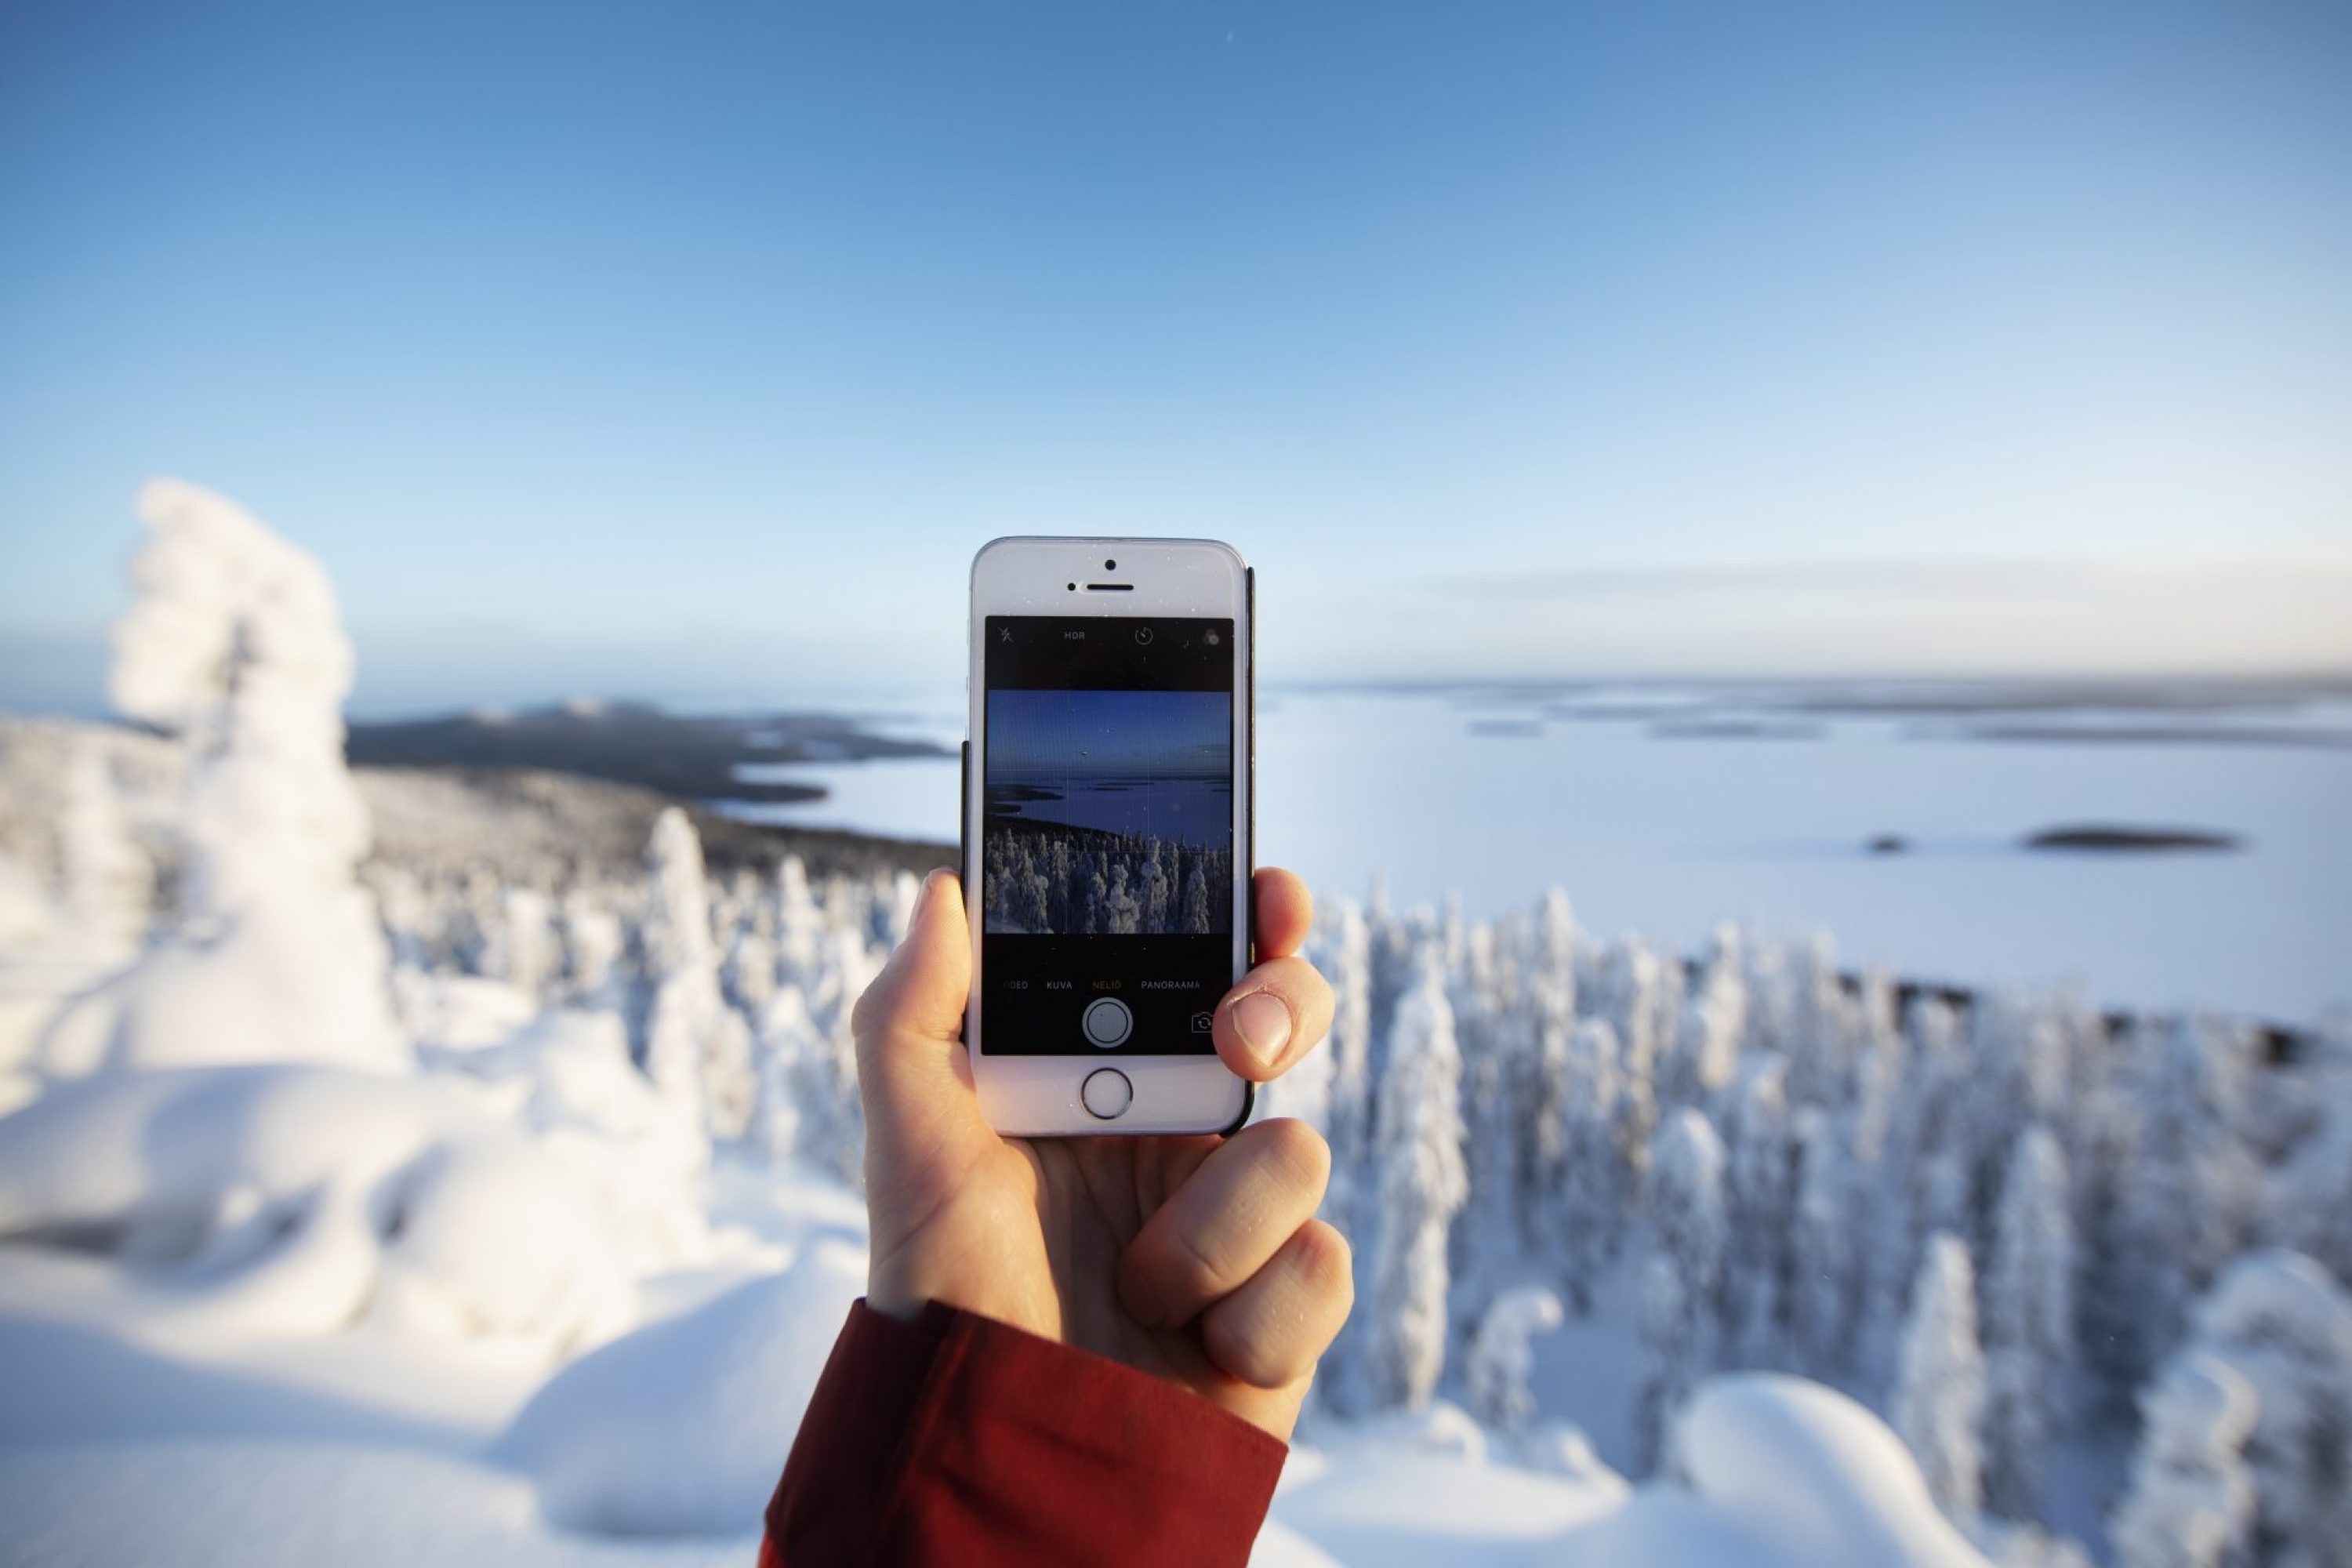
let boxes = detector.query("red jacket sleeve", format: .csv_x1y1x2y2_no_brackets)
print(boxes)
761,1299,1287,1567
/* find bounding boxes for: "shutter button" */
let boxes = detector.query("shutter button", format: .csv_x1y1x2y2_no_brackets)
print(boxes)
1081,997,1133,1047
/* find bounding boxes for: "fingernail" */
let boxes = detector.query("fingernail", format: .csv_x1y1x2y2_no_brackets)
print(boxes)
1232,992,1293,1071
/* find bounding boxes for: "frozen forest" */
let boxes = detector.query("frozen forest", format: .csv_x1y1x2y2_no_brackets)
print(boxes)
2,483,2349,1568
981,822,1232,935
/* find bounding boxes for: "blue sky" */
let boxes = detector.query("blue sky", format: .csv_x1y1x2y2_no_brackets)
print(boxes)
3,1,2348,713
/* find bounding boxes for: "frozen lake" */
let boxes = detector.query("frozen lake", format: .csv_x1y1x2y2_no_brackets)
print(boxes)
722,685,2352,1022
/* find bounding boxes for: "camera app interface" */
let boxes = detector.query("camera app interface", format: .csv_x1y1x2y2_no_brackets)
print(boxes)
982,615,1236,1055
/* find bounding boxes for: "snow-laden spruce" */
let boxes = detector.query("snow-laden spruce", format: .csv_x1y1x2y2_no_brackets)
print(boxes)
1981,1123,2075,1520
40,481,402,1076
2109,1350,2259,1568
1893,1232,1988,1526
1634,1105,1729,1469
641,806,755,1142
1352,952,1468,1415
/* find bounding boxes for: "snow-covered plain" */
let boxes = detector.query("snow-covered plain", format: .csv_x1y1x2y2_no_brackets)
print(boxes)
728,682,2352,1021
4,483,2350,1568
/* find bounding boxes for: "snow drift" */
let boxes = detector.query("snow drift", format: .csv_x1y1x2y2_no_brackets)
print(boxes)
496,1240,866,1536
0,1065,628,1346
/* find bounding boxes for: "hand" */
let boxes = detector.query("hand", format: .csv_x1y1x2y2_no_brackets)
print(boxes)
851,866,1348,1443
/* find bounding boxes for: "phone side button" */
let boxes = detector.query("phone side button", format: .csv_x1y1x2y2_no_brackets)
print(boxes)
1080,1069,1133,1121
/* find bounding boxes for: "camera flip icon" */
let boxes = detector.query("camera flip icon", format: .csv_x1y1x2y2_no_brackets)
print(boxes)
1189,1011,1214,1035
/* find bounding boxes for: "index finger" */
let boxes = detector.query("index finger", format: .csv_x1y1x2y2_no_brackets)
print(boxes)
1253,868,1312,960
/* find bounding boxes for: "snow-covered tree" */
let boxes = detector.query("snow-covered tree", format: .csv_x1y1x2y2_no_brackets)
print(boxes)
2269,1065,2352,1290
1466,1283,1564,1435
1634,1106,1728,1469
1984,1123,2077,1522
1860,994,1967,1383
750,983,822,1164
57,737,147,953
789,909,885,1186
1597,938,1668,1185
640,808,755,1141
1760,932,1850,1112
2111,1350,2259,1568
775,856,823,989
1722,1051,1795,1366
1451,922,1523,1326
1848,970,1906,1168
74,479,401,1073
1555,1017,1624,1313
501,887,560,1002
557,885,626,1008
1523,890,1579,1241
2177,1249,2352,1567
1357,950,1469,1414
1788,1104,1858,1374
1894,1232,1987,1525
1671,925,1745,1107
2109,1014,2263,1385
1319,898,1375,1243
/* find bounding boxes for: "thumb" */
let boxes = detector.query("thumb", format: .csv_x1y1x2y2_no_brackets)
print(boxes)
853,870,988,1171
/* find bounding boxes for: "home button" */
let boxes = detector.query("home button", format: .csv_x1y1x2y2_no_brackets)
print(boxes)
1081,997,1133,1048
1081,1069,1133,1121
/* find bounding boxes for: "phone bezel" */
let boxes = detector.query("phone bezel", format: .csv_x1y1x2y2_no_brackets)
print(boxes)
965,537,1254,1137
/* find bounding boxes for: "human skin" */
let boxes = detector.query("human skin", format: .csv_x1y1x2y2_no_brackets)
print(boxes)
853,866,1349,1442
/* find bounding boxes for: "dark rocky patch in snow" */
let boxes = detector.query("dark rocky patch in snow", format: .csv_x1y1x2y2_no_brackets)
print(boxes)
2022,824,2244,854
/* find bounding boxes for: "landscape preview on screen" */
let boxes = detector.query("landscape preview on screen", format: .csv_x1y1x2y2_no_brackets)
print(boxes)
980,615,1236,1054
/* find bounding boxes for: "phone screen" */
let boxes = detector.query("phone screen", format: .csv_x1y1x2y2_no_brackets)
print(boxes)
980,614,1236,1055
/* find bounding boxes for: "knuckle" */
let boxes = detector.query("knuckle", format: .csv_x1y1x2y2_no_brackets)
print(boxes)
1256,1117,1331,1198
1204,1302,1290,1388
1154,1221,1229,1308
1296,1219,1355,1305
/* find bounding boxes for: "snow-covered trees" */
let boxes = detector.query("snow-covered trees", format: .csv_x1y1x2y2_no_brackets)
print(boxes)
1984,1124,2077,1521
979,827,1230,935
1466,1283,1565,1434
2111,1351,2259,1568
1893,1232,1987,1525
2108,1014,2264,1385
1357,951,1468,1414
640,808,754,1142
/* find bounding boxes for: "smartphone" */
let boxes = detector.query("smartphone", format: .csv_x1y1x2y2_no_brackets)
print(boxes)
964,538,1254,1137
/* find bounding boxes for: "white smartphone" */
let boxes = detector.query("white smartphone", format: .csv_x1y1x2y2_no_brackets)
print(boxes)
964,537,1254,1137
